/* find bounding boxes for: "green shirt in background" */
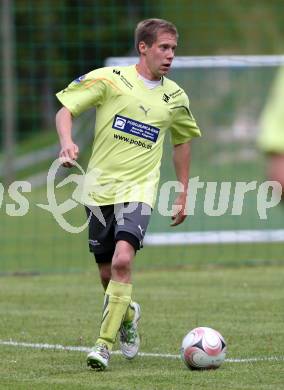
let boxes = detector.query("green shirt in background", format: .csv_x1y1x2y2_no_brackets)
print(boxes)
258,67,284,154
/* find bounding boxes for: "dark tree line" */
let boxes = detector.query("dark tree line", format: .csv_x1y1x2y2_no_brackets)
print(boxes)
12,0,158,141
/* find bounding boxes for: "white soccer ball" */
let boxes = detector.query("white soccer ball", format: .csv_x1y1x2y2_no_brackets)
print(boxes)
180,327,227,370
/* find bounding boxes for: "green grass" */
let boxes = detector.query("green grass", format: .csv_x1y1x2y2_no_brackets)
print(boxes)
0,264,284,389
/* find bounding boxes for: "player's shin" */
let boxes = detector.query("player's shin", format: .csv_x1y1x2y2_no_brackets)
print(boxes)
96,280,132,350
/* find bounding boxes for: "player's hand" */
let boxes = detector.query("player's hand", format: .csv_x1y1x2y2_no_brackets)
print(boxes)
170,193,187,226
59,141,79,168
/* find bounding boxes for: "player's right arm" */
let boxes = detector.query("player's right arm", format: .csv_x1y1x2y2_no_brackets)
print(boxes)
55,68,110,167
55,107,79,168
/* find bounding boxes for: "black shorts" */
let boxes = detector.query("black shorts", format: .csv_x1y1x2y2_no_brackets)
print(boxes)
85,202,151,263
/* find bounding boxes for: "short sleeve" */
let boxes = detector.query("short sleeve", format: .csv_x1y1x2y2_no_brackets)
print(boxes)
258,67,284,153
55,68,108,117
170,93,201,145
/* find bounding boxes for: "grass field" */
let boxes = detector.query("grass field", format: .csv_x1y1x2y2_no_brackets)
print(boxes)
1,256,283,389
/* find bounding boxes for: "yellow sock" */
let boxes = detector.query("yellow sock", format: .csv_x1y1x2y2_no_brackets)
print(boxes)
123,301,135,322
97,280,132,350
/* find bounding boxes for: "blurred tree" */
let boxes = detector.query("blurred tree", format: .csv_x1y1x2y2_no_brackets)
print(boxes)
157,0,284,55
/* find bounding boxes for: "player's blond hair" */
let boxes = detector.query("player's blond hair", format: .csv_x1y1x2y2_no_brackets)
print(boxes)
135,18,178,54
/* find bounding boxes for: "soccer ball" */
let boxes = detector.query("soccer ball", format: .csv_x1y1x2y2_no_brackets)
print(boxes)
180,327,227,370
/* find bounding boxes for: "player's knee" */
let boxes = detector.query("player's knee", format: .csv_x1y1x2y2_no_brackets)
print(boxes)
112,250,132,275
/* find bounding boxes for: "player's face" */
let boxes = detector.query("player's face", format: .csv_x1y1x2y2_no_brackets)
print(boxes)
143,31,177,80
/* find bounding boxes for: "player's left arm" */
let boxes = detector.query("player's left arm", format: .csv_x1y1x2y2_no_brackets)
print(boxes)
171,141,191,226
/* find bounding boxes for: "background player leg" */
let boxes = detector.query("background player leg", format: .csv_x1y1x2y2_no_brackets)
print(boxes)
267,154,284,201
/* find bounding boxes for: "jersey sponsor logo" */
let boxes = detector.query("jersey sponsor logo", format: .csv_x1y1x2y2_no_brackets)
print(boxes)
112,68,133,89
120,74,133,90
112,114,160,143
162,93,170,103
74,74,86,83
114,116,127,130
170,88,183,98
113,133,152,150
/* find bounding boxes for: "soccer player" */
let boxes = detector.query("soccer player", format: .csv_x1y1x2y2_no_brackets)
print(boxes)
55,18,201,371
258,66,284,200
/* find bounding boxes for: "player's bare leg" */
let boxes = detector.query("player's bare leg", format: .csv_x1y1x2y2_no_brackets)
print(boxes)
98,262,111,290
111,240,135,283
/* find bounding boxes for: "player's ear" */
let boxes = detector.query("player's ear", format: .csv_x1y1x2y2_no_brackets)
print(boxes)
139,41,147,55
